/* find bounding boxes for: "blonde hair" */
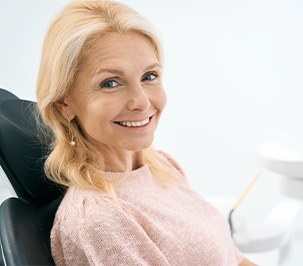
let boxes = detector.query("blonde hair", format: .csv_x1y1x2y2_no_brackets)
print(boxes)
36,0,179,194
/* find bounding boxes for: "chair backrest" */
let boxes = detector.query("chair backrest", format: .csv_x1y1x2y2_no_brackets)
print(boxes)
0,97,63,205
0,89,18,266
0,89,64,265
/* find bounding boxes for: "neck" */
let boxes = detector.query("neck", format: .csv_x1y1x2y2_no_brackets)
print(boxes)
102,150,145,172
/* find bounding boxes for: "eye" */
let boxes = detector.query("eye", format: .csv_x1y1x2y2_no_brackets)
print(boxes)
142,72,157,82
99,79,119,89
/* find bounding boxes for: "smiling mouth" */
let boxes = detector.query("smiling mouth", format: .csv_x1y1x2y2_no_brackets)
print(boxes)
114,116,152,128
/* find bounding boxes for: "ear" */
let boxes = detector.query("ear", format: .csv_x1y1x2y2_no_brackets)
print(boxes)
54,97,75,120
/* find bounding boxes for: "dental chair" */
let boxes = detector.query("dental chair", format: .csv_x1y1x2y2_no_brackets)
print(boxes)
0,88,64,265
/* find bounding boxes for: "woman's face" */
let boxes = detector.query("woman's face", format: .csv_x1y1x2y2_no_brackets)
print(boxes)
59,32,166,161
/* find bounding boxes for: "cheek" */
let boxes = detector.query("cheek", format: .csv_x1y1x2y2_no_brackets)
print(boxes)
74,102,109,132
157,89,167,112
87,103,118,126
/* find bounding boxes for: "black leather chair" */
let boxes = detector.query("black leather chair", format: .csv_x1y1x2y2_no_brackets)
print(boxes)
0,89,64,265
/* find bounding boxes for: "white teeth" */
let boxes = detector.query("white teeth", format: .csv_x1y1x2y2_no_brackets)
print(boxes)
118,117,150,127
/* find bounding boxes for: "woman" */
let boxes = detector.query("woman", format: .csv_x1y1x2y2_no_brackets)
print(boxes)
36,0,256,265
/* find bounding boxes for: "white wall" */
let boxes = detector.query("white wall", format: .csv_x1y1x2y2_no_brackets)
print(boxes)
1,0,303,207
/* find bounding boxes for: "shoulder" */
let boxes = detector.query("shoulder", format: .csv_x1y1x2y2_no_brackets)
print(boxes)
51,187,137,246
50,187,144,265
54,187,124,226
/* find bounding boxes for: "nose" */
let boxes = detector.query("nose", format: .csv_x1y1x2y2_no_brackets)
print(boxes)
126,84,150,112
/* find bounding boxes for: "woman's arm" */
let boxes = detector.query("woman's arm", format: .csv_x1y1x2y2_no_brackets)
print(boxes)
240,257,258,266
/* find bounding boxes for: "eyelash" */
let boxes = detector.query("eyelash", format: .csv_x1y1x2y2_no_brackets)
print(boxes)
99,79,119,89
99,72,158,90
142,72,158,81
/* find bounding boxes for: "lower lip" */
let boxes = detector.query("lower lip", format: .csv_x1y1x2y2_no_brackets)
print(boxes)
114,116,154,131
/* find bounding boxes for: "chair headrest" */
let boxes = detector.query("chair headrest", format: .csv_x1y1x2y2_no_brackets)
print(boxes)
0,88,19,103
0,99,63,206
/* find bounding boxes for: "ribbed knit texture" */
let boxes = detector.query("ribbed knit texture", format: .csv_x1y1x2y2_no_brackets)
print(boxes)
51,152,243,265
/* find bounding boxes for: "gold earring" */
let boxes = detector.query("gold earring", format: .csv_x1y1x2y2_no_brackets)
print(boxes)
66,115,76,146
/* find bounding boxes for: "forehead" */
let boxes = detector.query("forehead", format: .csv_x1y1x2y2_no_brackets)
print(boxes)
83,32,158,70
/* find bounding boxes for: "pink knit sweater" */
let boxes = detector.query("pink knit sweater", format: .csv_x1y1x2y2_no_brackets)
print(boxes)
51,152,243,265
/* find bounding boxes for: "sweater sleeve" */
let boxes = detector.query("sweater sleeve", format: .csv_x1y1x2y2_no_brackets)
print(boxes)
51,194,170,266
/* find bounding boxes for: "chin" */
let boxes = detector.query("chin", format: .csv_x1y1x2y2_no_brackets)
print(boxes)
124,138,154,152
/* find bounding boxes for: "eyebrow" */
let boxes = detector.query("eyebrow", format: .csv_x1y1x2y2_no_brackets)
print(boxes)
94,62,162,76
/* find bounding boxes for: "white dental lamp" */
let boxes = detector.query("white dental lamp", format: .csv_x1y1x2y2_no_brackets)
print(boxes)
257,139,303,200
232,139,303,265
